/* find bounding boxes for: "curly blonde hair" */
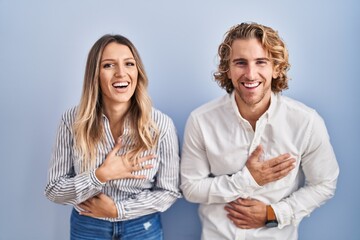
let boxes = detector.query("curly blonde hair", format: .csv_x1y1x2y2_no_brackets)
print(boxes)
214,22,290,93
73,34,158,170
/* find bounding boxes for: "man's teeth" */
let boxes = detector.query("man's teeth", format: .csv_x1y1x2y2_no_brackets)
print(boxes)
243,82,260,88
113,82,129,88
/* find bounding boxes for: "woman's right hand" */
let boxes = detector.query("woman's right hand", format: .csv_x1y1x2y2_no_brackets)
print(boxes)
95,138,156,183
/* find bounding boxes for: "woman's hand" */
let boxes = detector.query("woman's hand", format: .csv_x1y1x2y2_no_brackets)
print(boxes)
95,138,156,183
78,193,118,218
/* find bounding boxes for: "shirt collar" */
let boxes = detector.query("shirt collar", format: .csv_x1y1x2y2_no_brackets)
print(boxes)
230,91,279,122
102,113,130,136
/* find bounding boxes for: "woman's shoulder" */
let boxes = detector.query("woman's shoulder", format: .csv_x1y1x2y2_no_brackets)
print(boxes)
151,107,175,131
60,106,78,124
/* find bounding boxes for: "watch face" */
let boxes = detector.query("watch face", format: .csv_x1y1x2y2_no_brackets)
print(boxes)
265,220,278,228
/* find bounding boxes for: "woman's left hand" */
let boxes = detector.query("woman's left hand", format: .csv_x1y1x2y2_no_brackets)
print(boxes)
78,193,118,218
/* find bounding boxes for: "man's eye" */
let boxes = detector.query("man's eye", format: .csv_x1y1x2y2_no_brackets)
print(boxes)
126,62,135,66
235,61,246,66
257,60,267,65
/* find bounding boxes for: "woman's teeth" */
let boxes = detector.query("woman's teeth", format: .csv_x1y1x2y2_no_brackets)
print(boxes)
113,82,129,88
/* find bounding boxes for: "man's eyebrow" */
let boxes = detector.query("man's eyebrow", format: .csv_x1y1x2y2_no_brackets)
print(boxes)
232,58,247,62
256,57,270,61
232,57,270,62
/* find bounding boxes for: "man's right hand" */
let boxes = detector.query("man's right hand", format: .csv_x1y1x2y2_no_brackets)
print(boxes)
245,145,295,186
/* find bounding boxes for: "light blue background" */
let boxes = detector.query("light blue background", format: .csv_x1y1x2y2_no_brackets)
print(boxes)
1,0,359,239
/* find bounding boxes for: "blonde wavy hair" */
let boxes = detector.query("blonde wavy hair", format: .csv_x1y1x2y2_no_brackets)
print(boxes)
214,22,290,93
73,34,158,170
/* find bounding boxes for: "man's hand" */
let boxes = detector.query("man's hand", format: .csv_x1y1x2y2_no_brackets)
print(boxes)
95,138,156,182
225,198,266,229
78,193,118,218
246,145,295,186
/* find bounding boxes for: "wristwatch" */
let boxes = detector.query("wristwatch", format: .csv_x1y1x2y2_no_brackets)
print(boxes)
265,205,278,228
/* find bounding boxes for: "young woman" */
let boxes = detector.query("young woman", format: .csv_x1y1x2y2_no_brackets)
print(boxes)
45,34,181,240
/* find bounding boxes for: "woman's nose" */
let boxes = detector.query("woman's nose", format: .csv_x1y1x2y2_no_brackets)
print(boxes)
114,64,126,78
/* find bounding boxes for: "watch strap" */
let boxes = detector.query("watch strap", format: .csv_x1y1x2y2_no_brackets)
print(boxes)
266,205,276,221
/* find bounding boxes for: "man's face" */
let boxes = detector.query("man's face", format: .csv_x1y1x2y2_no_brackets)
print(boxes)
227,38,278,108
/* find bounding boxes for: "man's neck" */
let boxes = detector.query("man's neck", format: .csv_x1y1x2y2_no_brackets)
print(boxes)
235,94,271,130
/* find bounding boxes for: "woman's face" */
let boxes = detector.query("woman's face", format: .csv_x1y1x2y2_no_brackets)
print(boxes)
99,42,138,109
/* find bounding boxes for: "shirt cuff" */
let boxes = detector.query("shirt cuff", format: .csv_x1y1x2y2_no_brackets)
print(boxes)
90,169,106,187
233,166,263,197
272,201,293,229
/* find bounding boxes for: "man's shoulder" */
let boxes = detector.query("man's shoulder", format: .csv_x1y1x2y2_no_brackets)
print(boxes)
190,94,230,118
278,95,316,116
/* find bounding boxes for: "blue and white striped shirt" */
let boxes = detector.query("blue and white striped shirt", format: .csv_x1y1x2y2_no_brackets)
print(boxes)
45,106,181,221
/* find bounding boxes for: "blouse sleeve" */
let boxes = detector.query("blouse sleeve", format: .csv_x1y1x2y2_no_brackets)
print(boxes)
44,111,104,205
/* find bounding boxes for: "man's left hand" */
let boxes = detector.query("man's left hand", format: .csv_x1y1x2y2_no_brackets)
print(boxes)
225,198,267,229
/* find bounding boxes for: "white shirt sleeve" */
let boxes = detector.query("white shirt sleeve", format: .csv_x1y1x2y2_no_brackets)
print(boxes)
273,112,339,228
180,114,262,204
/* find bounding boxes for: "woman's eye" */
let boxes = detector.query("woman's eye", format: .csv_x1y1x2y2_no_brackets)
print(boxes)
103,63,113,68
126,62,135,66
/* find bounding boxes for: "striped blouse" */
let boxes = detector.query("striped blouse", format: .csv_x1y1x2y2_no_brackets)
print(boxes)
45,106,181,221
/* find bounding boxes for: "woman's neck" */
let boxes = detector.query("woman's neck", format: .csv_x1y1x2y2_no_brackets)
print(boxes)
102,102,130,140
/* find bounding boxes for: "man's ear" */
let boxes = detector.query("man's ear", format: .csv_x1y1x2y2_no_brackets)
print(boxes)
273,65,280,79
227,69,231,80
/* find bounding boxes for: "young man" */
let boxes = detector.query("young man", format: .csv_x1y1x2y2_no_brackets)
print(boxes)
180,22,339,239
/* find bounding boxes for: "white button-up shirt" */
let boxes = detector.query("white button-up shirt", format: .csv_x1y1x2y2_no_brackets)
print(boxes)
180,92,339,240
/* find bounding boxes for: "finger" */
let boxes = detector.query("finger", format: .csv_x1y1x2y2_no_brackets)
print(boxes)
227,214,250,229
237,198,259,207
79,200,90,207
132,163,153,172
78,203,91,213
137,154,157,164
249,145,264,161
79,211,94,217
265,154,292,168
227,203,247,215
225,205,246,218
128,174,147,179
272,164,295,180
139,164,153,170
142,164,153,170
273,159,296,173
122,157,132,168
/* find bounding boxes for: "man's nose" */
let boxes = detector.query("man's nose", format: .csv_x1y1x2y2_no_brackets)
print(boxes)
244,64,256,80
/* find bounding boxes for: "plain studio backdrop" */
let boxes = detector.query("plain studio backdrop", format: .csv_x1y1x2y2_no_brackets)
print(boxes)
0,0,359,239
